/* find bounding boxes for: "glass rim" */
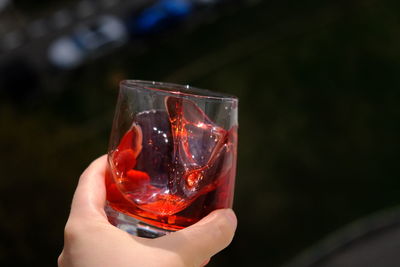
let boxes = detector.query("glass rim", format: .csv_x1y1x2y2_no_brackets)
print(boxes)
120,80,238,101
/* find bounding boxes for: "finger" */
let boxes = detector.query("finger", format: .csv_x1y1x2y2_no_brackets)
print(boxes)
69,155,108,221
201,258,210,266
156,209,237,266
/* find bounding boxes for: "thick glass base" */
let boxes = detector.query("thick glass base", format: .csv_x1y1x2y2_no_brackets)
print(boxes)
105,204,172,238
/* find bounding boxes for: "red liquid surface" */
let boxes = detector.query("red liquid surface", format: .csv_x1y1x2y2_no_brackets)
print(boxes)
106,96,237,230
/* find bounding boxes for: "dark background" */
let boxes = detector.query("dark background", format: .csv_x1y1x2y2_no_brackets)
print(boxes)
1,0,400,266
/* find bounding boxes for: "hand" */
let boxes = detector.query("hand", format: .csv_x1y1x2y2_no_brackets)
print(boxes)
58,155,237,267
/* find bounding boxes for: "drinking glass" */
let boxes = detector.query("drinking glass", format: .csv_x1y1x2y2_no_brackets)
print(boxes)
105,80,238,238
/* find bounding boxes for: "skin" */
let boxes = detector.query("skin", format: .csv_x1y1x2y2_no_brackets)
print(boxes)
58,155,237,267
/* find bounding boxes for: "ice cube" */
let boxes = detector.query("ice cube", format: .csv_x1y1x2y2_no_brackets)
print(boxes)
165,96,226,167
165,96,228,197
135,110,172,187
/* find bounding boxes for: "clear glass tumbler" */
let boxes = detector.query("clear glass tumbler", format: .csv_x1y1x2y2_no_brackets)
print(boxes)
105,80,238,238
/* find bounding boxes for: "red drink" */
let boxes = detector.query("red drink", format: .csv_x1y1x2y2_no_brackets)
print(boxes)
106,96,237,230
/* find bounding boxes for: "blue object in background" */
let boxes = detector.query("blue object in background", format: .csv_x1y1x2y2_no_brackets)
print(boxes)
130,0,193,35
48,15,128,69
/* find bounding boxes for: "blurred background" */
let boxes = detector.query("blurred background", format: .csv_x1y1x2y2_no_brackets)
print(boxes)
1,0,400,266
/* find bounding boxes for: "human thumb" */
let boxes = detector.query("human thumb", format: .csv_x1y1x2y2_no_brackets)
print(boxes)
155,209,237,266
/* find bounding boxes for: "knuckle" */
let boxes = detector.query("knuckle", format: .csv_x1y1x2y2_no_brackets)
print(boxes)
63,219,83,242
